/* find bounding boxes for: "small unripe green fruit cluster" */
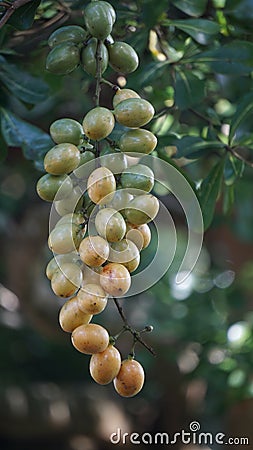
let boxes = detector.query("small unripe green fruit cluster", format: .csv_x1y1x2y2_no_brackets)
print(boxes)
46,1,139,76
37,0,159,398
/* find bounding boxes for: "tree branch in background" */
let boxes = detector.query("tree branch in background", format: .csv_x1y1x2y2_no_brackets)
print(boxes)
0,0,33,28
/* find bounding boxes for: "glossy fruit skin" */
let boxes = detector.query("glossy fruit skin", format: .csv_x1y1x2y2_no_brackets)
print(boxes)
119,129,157,155
78,150,95,166
77,283,108,315
114,98,154,128
105,189,133,212
59,296,92,332
112,88,140,108
126,223,151,249
81,38,108,76
109,239,140,273
100,262,131,297
48,25,86,48
125,228,144,251
46,42,80,75
108,42,139,74
71,323,109,354
46,252,80,280
120,164,154,193
54,186,83,216
90,345,121,385
55,212,85,228
36,174,72,202
87,167,116,204
48,223,83,254
79,235,110,267
83,107,115,141
113,359,145,397
51,262,83,297
124,194,159,225
84,1,114,40
44,143,80,175
95,207,126,242
100,152,128,175
82,265,101,285
50,119,83,146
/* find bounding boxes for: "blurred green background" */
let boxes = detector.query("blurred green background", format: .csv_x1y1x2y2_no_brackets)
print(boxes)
1,0,253,449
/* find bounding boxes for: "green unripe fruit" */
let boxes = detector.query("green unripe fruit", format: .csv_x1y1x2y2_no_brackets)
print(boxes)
46,253,80,280
48,25,86,48
50,119,83,146
54,187,83,216
44,143,80,175
51,262,83,298
46,42,80,75
113,88,140,108
55,212,85,228
121,164,154,193
108,42,139,74
124,194,159,225
48,223,84,254
83,1,114,40
119,129,157,155
83,107,115,141
36,174,72,202
105,189,133,212
81,38,108,76
95,207,126,242
100,152,128,174
114,98,155,128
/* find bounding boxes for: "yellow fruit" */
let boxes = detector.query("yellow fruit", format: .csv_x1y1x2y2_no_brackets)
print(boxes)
71,323,109,354
83,107,115,141
59,296,92,332
79,235,110,267
113,359,145,397
87,166,116,204
100,262,131,297
77,284,108,315
90,345,121,384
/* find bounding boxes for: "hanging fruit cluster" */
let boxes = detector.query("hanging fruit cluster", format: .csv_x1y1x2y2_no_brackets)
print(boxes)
37,0,159,397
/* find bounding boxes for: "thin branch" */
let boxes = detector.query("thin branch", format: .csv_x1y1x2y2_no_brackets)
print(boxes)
0,0,33,28
113,297,156,356
229,146,253,168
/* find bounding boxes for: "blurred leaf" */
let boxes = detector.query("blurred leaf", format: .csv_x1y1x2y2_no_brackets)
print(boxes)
157,135,224,159
139,61,170,85
229,92,253,146
164,19,220,44
193,41,253,74
175,70,205,109
156,148,197,191
199,158,225,229
0,57,49,105
223,184,235,215
8,0,41,30
224,154,244,186
0,131,7,162
0,108,53,166
172,0,208,17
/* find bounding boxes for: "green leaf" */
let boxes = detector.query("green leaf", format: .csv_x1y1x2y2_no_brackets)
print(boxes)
157,135,224,159
222,184,235,216
229,92,253,146
172,0,208,17
224,154,244,186
8,0,41,30
0,57,49,105
164,19,220,44
175,70,205,109
193,41,253,74
156,148,197,192
1,108,53,168
198,158,225,229
0,130,8,162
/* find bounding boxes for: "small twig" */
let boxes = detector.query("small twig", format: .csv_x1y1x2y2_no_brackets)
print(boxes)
228,146,253,168
101,77,119,91
113,297,156,356
94,39,103,106
0,0,33,28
